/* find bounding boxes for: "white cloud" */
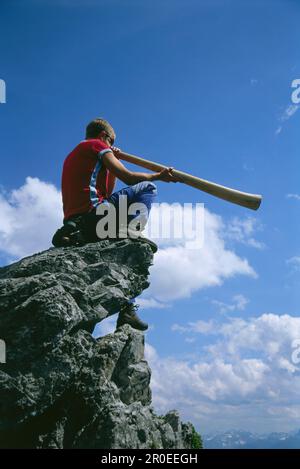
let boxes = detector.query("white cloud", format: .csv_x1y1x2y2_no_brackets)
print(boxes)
242,163,254,172
224,216,265,249
185,337,196,343
287,256,300,264
286,256,300,272
211,294,249,314
213,314,300,362
172,320,215,335
0,177,63,262
276,104,299,135
140,206,257,305
281,104,299,121
286,193,300,201
139,298,171,309
146,313,300,433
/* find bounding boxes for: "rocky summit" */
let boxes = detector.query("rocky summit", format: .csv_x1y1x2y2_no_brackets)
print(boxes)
0,238,200,449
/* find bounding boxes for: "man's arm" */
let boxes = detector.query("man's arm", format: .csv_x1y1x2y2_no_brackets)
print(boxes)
106,171,117,197
102,150,179,185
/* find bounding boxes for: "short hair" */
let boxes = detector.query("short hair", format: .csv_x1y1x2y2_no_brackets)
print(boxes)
85,118,115,139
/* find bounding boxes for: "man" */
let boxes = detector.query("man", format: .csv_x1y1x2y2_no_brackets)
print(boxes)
53,118,179,331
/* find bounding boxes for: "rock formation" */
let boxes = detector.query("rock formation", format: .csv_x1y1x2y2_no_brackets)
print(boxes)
0,238,201,449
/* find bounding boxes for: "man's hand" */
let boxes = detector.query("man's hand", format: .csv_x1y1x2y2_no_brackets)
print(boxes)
111,146,122,160
152,167,182,183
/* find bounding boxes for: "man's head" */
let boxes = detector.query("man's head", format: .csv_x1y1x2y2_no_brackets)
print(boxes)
85,118,116,147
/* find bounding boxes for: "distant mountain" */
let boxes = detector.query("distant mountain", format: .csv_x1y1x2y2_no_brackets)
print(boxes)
203,429,300,449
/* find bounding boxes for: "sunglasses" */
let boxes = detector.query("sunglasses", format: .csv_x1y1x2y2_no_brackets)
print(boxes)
104,132,115,147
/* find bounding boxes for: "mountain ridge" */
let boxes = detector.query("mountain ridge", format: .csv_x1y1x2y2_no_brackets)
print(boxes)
204,429,300,449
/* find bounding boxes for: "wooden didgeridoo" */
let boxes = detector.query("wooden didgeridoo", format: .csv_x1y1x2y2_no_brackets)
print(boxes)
117,151,262,211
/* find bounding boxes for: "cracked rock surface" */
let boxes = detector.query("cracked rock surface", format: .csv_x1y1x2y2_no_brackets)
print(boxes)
0,239,198,448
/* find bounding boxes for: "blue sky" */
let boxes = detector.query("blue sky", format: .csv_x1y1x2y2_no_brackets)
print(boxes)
0,0,300,435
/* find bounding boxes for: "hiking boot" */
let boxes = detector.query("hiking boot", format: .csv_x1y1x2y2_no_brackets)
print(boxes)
116,302,148,331
52,217,86,248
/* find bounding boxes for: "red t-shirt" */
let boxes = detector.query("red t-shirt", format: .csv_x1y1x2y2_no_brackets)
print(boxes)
62,139,113,220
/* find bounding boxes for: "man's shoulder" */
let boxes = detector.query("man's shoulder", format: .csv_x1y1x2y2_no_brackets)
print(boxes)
80,139,110,152
65,139,111,164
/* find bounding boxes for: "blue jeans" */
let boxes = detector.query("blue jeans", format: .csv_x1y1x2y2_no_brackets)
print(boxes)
84,180,157,241
101,180,157,232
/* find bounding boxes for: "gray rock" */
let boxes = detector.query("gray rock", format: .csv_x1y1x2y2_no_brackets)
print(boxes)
0,239,200,449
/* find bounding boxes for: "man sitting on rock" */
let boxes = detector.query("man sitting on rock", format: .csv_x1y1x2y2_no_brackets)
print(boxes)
52,118,179,331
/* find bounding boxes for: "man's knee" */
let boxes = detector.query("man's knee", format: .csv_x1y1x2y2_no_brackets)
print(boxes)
132,181,157,195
